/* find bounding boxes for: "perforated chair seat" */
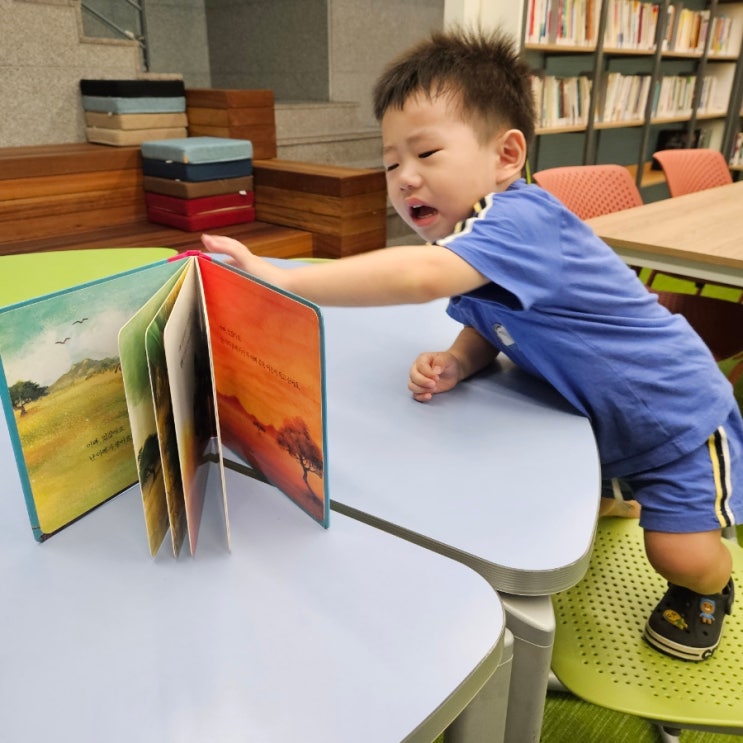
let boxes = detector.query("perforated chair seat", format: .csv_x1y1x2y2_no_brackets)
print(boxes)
551,518,743,734
532,164,643,221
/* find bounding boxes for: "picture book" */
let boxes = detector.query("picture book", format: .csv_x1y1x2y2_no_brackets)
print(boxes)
0,252,328,556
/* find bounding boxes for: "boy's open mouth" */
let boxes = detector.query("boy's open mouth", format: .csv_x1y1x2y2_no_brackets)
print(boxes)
410,204,437,220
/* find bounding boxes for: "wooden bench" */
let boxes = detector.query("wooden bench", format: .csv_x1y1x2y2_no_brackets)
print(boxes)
183,89,388,259
0,139,386,260
0,142,311,259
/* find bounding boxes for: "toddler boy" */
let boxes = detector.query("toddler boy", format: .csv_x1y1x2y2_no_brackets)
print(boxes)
202,28,739,661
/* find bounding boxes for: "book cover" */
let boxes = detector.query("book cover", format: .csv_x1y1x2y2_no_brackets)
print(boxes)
0,253,328,555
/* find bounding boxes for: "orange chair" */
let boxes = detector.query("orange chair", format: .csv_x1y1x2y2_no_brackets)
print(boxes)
532,163,643,220
652,148,733,197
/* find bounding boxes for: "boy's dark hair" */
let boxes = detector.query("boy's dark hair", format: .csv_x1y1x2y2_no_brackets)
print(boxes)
372,27,536,148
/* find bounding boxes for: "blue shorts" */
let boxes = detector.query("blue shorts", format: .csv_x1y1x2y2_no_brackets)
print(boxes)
602,406,743,533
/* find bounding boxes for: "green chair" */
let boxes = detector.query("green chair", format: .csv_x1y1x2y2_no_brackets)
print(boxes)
551,289,743,740
551,517,743,742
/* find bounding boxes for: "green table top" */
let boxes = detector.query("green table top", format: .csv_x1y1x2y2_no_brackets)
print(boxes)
1,248,177,306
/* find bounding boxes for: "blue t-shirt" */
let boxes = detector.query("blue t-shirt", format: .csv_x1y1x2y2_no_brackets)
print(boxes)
438,179,735,478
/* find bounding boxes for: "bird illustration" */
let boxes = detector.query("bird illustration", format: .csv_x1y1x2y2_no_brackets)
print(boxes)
72,317,88,325
55,337,71,345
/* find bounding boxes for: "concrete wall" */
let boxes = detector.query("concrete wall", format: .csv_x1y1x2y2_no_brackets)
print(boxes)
329,0,445,128
1,0,525,147
205,0,329,100
143,0,211,87
1,0,143,146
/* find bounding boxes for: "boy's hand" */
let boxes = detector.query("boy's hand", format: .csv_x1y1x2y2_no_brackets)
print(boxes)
408,351,462,402
201,234,283,287
201,233,254,268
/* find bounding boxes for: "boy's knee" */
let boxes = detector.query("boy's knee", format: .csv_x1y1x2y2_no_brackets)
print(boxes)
644,529,732,594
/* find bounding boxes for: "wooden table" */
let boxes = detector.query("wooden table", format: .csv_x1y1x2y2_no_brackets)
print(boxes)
586,180,743,288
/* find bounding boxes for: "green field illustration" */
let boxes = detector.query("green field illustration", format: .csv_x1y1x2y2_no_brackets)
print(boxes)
0,260,183,539
13,361,135,534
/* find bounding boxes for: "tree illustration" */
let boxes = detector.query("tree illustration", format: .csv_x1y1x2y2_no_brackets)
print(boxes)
137,433,161,483
276,417,323,494
9,380,48,415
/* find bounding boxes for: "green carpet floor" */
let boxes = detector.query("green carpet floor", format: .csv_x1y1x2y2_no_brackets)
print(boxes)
433,691,740,741
539,691,740,742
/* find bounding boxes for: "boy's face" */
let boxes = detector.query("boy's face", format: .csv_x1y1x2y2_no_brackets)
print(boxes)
381,92,504,242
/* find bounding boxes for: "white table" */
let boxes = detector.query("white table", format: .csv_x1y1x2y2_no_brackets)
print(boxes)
0,417,506,743
320,301,601,742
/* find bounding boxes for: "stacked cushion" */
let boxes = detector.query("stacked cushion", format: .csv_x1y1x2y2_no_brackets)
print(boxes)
80,79,188,146
141,136,255,231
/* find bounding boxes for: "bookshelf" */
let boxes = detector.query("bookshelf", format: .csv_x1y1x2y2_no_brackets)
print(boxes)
724,0,743,170
522,0,743,191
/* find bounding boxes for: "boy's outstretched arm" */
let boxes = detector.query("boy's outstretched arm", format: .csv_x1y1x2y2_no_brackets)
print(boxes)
200,234,488,306
409,326,499,402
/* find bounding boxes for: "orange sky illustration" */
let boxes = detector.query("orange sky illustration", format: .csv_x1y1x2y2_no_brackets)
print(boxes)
198,258,325,453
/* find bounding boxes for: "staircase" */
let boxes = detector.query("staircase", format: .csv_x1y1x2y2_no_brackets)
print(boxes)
274,101,419,245
80,0,148,69
6,1,417,246
274,101,380,168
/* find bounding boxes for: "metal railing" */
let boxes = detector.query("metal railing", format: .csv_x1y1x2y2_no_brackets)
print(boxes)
80,0,149,70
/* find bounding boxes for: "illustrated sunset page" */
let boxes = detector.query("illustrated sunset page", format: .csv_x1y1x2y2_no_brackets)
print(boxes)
197,257,328,526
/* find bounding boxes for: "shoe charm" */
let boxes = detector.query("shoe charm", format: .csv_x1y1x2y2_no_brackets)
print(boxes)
662,609,688,630
699,598,716,625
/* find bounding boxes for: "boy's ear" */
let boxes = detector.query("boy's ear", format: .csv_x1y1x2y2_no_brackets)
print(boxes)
494,129,527,184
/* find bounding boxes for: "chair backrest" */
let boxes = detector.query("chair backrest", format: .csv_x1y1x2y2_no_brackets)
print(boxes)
532,164,643,220
652,148,733,197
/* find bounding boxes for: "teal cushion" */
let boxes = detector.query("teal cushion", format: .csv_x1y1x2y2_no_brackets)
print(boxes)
140,136,253,164
81,95,186,114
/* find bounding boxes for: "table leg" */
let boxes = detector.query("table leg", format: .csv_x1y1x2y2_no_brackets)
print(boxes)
445,629,513,743
498,593,555,743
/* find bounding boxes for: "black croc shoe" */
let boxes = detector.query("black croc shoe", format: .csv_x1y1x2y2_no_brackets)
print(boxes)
644,578,734,661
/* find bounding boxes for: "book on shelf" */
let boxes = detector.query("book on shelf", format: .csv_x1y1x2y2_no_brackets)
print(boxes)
0,252,329,557
603,0,659,50
531,69,592,128
651,74,696,118
664,4,736,54
596,71,652,123
525,0,600,46
527,1,737,54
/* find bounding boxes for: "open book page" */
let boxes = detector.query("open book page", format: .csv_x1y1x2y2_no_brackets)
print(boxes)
144,265,195,557
0,259,185,540
163,260,228,555
118,261,190,556
197,257,329,526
